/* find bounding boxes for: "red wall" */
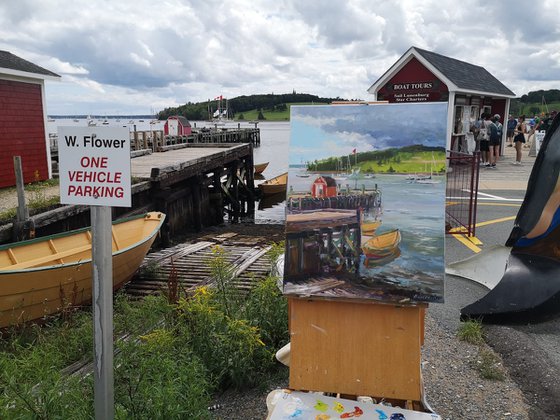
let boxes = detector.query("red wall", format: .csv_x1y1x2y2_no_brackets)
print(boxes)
0,79,48,188
377,57,449,103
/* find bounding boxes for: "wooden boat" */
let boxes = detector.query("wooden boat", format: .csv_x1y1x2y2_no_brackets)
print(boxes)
258,172,288,196
254,162,269,174
0,212,165,328
362,229,401,259
361,220,381,235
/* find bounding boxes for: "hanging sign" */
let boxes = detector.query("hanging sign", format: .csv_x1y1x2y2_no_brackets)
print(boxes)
58,126,131,207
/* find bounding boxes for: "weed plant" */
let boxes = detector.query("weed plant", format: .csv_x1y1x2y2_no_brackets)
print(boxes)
457,319,484,345
458,319,507,382
0,243,289,417
473,348,506,381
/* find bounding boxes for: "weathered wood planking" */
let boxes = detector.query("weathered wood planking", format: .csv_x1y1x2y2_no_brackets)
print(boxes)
126,238,274,297
130,143,250,181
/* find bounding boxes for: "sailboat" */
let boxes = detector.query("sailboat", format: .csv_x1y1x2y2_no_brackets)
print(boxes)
415,153,441,184
212,95,229,125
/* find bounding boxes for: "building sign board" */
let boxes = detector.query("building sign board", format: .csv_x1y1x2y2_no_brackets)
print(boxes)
58,126,131,207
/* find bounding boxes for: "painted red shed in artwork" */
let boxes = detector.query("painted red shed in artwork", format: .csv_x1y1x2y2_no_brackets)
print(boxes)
311,176,337,198
164,115,192,136
0,51,60,188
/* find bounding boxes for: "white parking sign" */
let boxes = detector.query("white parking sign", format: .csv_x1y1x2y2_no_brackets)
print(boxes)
58,126,131,207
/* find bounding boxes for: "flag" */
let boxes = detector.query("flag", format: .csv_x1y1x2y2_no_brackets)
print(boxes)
214,96,220,100
352,148,356,154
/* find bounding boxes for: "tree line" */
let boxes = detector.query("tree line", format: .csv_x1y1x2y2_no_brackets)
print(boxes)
307,144,445,171
157,92,344,121
510,89,560,116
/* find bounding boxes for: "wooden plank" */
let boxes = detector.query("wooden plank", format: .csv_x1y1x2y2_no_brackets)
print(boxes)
289,298,424,401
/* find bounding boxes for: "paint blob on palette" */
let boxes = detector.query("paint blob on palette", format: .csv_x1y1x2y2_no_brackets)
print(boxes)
268,389,441,419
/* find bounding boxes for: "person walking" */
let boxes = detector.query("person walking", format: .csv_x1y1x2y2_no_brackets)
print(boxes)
506,114,517,147
512,115,527,165
488,114,503,168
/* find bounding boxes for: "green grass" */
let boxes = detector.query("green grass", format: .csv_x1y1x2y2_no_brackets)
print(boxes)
474,348,506,381
457,320,506,381
234,102,327,121
457,319,484,345
357,151,446,174
311,149,446,174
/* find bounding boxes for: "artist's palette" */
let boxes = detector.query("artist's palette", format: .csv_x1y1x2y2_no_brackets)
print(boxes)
268,390,441,420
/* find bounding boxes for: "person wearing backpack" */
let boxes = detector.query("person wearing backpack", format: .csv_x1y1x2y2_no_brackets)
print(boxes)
487,114,503,168
478,113,491,167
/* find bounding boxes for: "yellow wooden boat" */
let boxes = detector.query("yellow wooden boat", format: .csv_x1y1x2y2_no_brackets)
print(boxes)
0,212,165,328
362,229,401,258
258,172,288,196
254,162,269,174
361,220,381,235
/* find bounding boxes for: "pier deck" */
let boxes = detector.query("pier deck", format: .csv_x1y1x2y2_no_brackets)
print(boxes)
131,143,251,184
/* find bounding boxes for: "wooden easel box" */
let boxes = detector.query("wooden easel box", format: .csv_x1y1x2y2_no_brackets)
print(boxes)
288,297,427,403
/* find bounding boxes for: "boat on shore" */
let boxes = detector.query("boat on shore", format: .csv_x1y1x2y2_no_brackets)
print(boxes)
0,212,165,328
254,162,269,174
258,172,288,196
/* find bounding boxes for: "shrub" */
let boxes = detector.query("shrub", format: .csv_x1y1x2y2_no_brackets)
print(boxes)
115,330,211,419
176,286,272,389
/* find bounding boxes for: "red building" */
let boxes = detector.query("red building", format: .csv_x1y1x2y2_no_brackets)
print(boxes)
311,176,337,198
164,115,192,136
368,47,516,151
0,51,60,188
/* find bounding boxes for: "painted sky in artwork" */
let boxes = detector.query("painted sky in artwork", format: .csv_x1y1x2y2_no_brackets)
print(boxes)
289,102,447,165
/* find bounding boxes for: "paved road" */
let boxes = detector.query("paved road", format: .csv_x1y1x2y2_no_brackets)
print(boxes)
438,146,560,417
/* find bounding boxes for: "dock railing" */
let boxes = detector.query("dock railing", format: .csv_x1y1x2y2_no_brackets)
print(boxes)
445,151,480,237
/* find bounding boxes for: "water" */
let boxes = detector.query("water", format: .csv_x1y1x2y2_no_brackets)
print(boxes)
47,118,291,224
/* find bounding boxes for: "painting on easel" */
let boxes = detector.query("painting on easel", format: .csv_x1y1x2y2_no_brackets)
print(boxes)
284,102,447,304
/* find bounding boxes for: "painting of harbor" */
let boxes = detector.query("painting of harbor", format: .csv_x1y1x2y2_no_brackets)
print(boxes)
283,102,447,304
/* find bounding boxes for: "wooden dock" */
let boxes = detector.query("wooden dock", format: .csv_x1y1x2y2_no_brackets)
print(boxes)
1,143,258,245
125,229,279,297
49,126,260,160
285,209,361,279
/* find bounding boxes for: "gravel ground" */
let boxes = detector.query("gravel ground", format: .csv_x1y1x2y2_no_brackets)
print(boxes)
209,312,530,420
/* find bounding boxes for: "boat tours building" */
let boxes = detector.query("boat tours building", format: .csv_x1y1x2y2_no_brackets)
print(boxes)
367,46,516,153
0,51,60,188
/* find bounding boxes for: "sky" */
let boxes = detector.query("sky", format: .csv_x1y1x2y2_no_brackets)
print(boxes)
1,0,559,115
290,102,447,164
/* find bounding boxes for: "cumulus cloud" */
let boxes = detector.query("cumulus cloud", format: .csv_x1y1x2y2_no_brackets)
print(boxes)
0,0,559,114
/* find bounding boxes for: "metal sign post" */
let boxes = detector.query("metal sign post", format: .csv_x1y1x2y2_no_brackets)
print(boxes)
91,205,114,419
57,126,131,420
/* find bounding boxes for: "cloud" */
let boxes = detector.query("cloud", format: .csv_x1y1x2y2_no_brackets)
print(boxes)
1,0,559,114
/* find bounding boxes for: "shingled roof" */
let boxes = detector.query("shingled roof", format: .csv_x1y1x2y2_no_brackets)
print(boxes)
413,47,514,96
368,46,515,97
0,50,60,79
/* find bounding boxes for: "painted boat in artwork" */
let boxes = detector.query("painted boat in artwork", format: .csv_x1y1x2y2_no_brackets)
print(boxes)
0,212,166,328
362,229,401,259
361,220,381,235
254,162,269,174
258,172,288,196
